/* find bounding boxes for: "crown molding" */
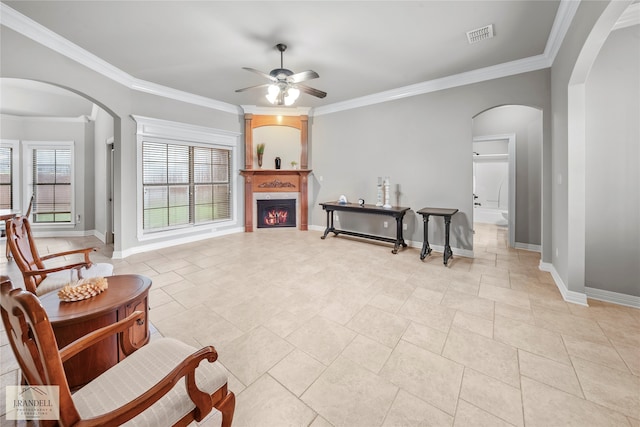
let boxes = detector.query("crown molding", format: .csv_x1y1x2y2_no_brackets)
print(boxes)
612,2,640,31
312,53,551,116
1,113,89,123
0,3,240,116
2,1,579,118
241,105,311,116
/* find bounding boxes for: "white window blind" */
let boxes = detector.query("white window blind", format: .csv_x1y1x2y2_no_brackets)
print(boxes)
0,146,12,210
142,141,231,232
32,148,72,223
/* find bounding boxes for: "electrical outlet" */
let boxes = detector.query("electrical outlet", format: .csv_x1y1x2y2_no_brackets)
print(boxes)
383,221,388,228
403,223,407,231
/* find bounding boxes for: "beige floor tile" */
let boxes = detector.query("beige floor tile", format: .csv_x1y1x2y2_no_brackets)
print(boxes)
302,357,398,427
309,415,334,427
479,283,531,310
613,341,640,376
452,311,494,338
572,356,640,419
453,400,515,427
218,326,294,386
233,374,316,427
494,302,535,324
346,305,410,348
383,389,454,427
341,334,393,374
532,305,609,344
3,226,637,426
460,368,523,426
562,334,630,373
521,376,630,426
287,315,356,365
518,350,583,397
494,315,570,365
269,349,326,397
442,288,495,320
398,296,456,333
380,340,464,415
401,322,448,355
443,327,519,388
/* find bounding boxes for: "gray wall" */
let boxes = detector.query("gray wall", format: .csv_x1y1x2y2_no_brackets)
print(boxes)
309,70,551,253
585,24,640,297
93,107,114,241
0,26,242,256
472,105,543,247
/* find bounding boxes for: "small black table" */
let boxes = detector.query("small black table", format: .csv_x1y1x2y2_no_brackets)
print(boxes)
320,202,410,254
417,207,458,265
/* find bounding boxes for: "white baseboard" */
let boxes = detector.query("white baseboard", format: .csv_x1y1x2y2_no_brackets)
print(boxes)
539,261,589,306
113,226,244,259
93,230,106,243
514,242,541,252
585,286,640,309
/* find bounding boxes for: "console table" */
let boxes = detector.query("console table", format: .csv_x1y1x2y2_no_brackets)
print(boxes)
39,274,152,389
320,201,410,254
417,207,458,265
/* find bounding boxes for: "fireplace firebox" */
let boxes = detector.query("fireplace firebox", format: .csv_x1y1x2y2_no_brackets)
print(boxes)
257,199,296,228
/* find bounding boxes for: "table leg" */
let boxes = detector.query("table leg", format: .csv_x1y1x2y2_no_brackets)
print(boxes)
443,215,453,265
321,210,333,239
392,214,408,254
420,214,432,260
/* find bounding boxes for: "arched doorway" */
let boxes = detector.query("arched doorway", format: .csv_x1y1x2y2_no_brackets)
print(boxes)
0,78,118,246
472,105,543,251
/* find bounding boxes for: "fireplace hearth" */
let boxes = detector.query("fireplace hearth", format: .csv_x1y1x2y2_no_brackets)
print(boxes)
257,199,296,228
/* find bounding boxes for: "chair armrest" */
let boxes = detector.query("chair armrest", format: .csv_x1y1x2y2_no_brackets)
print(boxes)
75,346,219,427
21,262,90,277
59,311,145,363
40,247,96,266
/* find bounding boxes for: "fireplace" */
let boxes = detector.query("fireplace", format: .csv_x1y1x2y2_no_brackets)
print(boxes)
257,199,296,228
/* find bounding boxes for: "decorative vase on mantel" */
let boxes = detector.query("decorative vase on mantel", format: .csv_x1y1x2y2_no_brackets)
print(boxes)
256,143,265,168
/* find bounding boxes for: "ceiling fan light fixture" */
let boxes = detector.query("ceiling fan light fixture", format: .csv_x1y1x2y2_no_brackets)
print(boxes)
266,84,280,104
284,87,300,106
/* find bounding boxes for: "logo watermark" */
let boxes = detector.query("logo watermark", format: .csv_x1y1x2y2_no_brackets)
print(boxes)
5,386,59,420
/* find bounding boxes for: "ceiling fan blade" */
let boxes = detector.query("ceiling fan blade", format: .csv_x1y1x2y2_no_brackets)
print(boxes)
287,70,320,83
297,84,327,99
235,83,271,93
242,67,277,82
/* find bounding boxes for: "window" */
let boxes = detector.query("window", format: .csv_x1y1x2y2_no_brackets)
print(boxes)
32,148,72,222
142,142,231,231
134,115,238,238
23,141,74,224
0,146,12,209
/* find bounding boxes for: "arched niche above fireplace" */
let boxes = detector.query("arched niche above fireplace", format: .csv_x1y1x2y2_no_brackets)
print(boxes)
243,114,308,170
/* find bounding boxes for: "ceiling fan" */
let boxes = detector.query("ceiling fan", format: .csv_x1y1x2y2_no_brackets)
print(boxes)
235,43,327,106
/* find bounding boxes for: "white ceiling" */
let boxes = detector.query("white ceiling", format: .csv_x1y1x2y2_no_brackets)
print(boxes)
2,1,565,113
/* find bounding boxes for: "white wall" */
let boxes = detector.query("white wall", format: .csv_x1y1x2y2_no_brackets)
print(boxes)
585,24,640,297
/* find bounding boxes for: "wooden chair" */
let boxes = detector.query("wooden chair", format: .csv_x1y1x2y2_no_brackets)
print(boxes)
5,215,114,296
0,276,235,427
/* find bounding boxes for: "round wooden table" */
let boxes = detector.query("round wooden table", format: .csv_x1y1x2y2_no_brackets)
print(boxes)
39,274,152,389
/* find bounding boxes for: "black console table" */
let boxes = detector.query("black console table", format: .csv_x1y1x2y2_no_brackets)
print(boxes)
320,202,410,254
417,207,458,265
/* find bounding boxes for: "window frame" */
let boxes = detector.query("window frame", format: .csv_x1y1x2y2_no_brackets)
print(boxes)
22,140,75,226
133,115,240,241
0,139,20,211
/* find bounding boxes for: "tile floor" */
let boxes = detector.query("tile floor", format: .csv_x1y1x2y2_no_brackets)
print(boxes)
1,224,639,426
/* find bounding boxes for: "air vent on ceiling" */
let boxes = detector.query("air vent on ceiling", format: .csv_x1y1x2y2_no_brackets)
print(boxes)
467,24,494,44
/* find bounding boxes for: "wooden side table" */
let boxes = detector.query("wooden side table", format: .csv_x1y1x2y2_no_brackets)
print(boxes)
417,207,459,265
320,201,410,254
38,274,152,389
